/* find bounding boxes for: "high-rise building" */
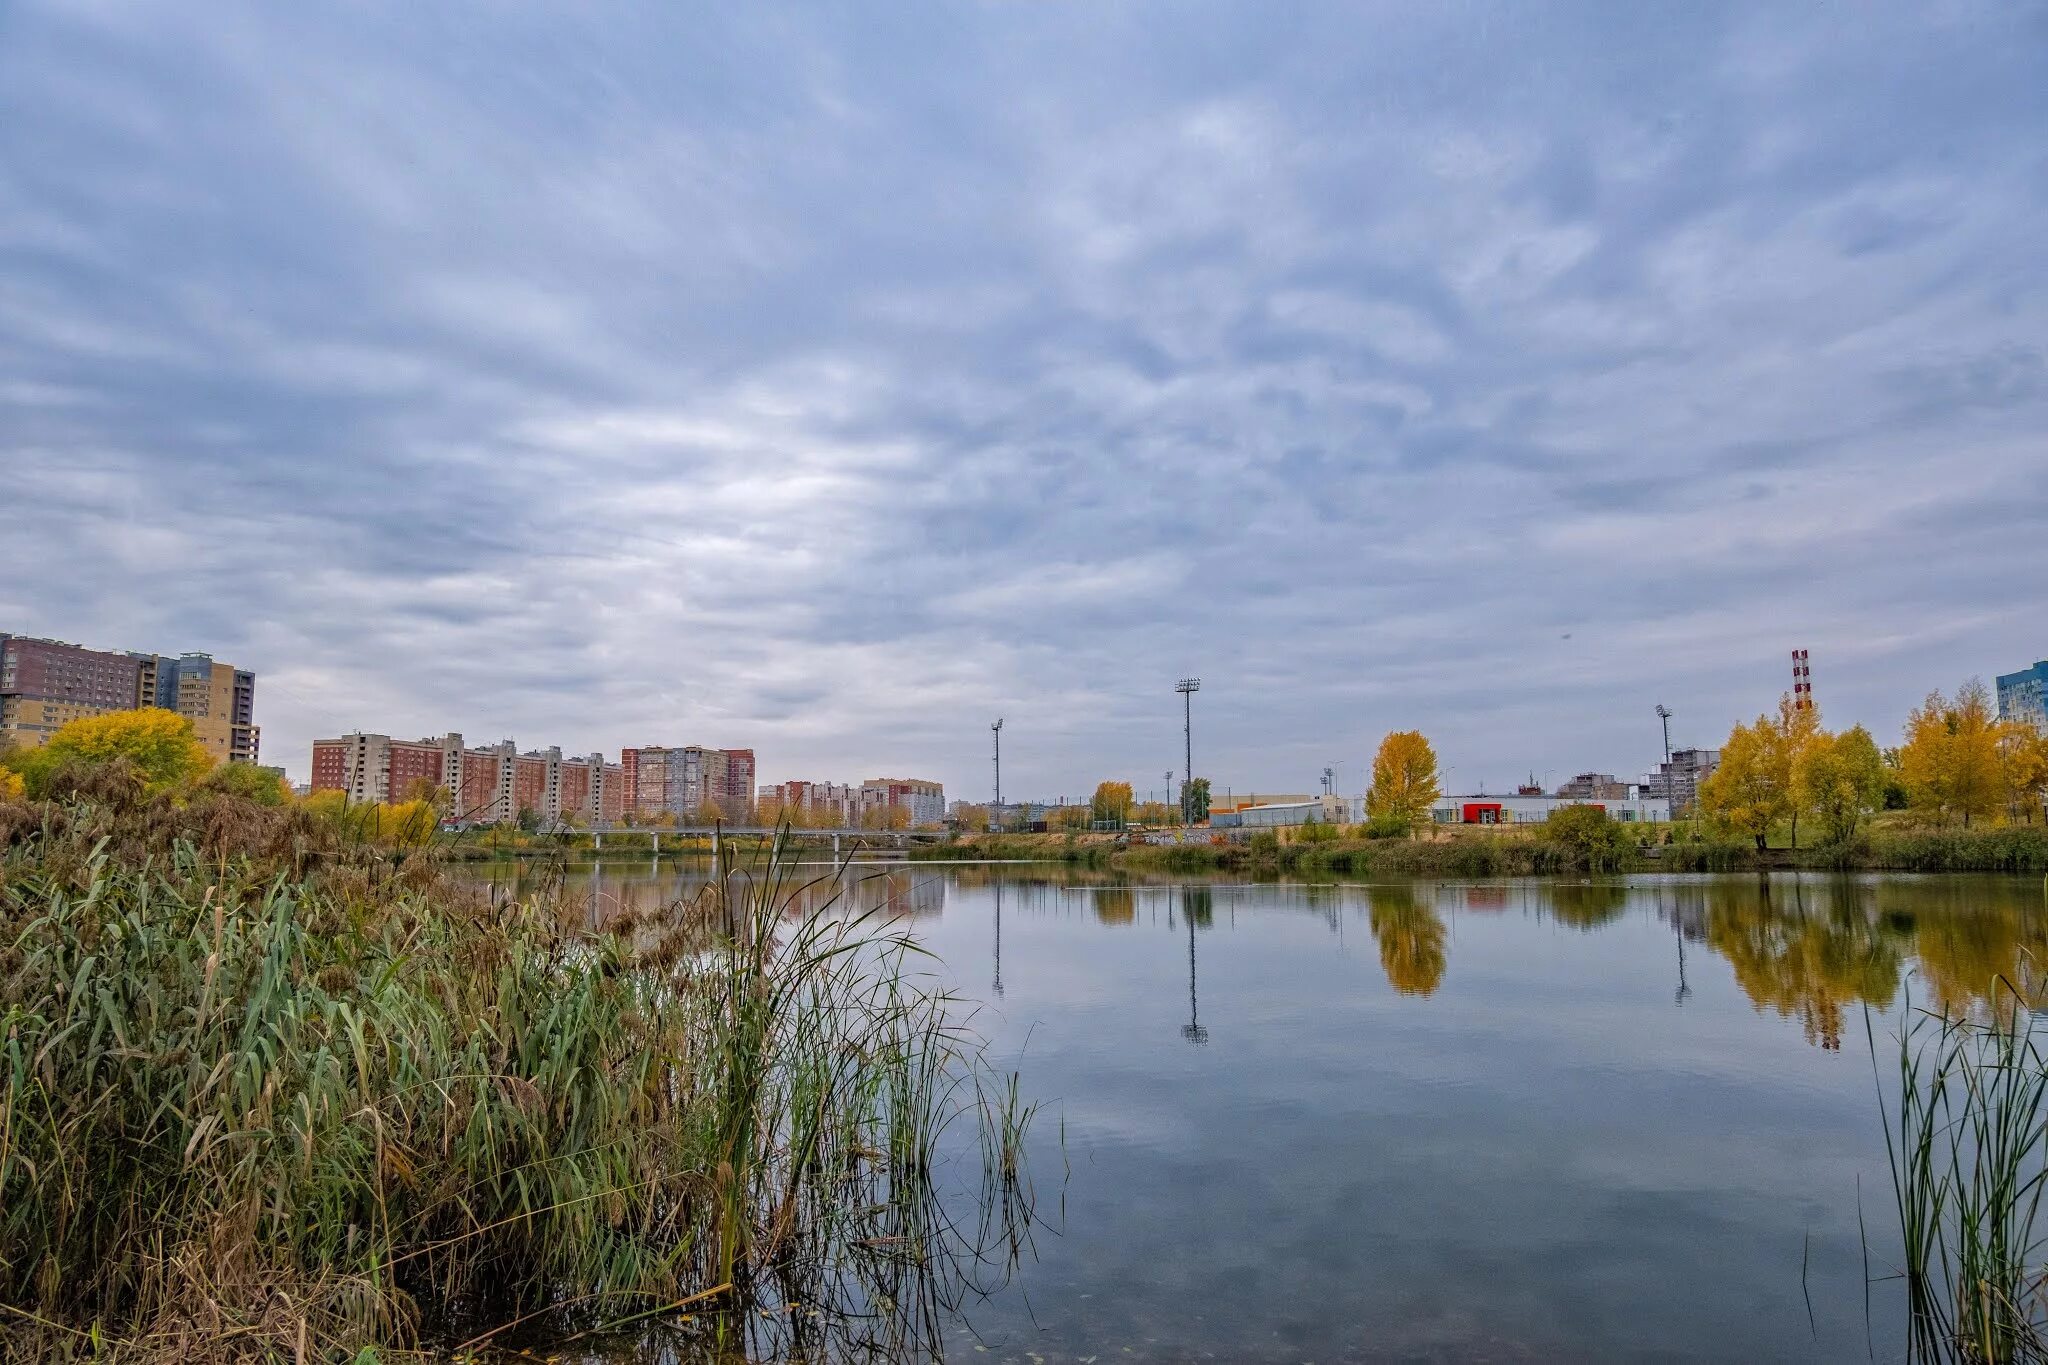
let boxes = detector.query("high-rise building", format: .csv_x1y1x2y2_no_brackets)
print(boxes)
309,731,623,825
1997,661,2048,732
1556,772,1631,801
862,778,946,826
1642,748,1720,813
0,633,257,762
619,744,754,820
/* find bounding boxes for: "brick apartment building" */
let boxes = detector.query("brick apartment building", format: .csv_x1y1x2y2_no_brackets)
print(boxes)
619,745,756,820
0,632,258,763
759,776,946,826
309,731,625,825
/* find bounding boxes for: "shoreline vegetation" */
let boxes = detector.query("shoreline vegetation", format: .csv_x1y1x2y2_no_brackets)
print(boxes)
0,761,1038,1363
911,822,2048,876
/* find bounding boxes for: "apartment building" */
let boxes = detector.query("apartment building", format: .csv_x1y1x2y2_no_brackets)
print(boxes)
0,633,258,762
309,731,624,825
1999,661,2048,731
862,778,946,826
1556,772,1631,801
1641,748,1720,812
619,745,755,820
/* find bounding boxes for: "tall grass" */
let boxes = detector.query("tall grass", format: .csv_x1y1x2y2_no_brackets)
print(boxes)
0,787,1036,1361
1873,981,2048,1362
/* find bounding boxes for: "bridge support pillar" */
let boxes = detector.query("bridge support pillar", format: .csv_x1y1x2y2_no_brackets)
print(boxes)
833,833,840,858
594,832,602,850
653,832,660,855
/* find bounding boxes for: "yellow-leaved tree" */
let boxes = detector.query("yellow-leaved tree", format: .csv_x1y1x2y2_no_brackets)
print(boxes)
1089,781,1134,826
1792,723,1885,845
1700,714,1787,850
0,767,23,802
1995,722,2048,824
1364,730,1441,834
19,708,215,796
1898,679,2004,827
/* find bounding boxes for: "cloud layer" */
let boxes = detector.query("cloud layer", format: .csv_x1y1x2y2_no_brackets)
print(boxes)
3,1,2045,795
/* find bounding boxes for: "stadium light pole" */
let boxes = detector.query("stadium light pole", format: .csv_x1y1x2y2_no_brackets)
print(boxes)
1175,678,1201,825
992,719,1003,810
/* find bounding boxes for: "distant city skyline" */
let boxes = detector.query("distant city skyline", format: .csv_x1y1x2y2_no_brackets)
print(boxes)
3,3,2044,796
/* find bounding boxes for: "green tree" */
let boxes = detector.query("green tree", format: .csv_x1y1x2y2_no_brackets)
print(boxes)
1794,724,1885,845
1089,780,1134,827
1543,804,1632,870
1180,776,1211,824
1364,730,1440,835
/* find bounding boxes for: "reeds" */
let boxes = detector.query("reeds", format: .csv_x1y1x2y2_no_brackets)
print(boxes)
1873,981,2048,1361
0,791,1036,1361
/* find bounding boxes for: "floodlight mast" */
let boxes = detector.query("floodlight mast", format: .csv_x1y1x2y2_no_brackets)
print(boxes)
1175,678,1201,824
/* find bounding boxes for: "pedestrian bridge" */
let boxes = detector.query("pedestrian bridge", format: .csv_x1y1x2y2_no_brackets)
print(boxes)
557,824,947,854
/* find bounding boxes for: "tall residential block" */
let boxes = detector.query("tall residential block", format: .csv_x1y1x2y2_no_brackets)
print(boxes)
309,731,624,825
1997,661,2048,732
0,633,257,762
862,778,946,826
619,744,756,820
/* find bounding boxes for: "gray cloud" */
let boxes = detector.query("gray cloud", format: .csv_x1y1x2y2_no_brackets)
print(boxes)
2,0,2045,796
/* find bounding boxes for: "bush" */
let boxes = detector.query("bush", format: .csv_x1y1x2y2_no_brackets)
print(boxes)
1363,813,1412,840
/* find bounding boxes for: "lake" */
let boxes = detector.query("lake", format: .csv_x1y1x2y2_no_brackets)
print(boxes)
468,860,2048,1363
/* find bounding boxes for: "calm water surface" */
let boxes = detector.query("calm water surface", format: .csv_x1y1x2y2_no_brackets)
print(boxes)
477,861,2048,1363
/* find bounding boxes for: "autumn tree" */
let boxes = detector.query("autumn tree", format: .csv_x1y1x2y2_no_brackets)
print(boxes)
1995,722,2048,824
18,708,214,796
199,762,291,807
1133,800,1175,826
1899,680,2004,827
0,767,23,802
1090,781,1134,826
1700,716,1785,850
1364,730,1441,835
1793,724,1885,845
951,803,990,831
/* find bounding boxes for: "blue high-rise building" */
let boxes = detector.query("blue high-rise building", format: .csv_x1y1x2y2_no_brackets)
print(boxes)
1997,660,2048,731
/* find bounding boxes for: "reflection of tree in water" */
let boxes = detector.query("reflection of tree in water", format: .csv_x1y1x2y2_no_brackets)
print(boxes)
1096,886,1135,924
1182,885,1214,928
1544,881,1629,931
1898,881,2048,1023
1706,878,1904,1050
1369,884,1447,997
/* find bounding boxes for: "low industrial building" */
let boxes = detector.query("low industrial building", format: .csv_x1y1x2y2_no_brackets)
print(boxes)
1432,793,1671,825
1211,794,1356,828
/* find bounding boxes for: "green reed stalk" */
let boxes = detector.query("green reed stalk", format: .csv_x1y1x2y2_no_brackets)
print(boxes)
0,792,1037,1363
1873,982,2048,1362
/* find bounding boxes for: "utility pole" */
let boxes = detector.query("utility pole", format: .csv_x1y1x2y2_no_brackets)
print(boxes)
1655,704,1673,770
991,719,1003,810
1175,678,1201,825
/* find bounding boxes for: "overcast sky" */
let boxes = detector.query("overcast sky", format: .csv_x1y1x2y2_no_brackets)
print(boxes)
3,2,2045,797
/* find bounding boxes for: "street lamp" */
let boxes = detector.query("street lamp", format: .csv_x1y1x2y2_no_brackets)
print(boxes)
1175,678,1201,824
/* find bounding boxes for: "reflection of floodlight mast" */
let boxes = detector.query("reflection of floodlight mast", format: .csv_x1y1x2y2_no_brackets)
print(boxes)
992,882,1003,998
1181,891,1208,1045
1175,678,1201,824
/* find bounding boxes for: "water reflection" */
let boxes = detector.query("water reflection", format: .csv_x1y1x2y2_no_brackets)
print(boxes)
1368,884,1447,997
450,863,2048,1360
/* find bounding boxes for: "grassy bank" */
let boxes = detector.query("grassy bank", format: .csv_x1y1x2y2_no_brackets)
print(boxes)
917,824,2048,876
0,772,1034,1361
